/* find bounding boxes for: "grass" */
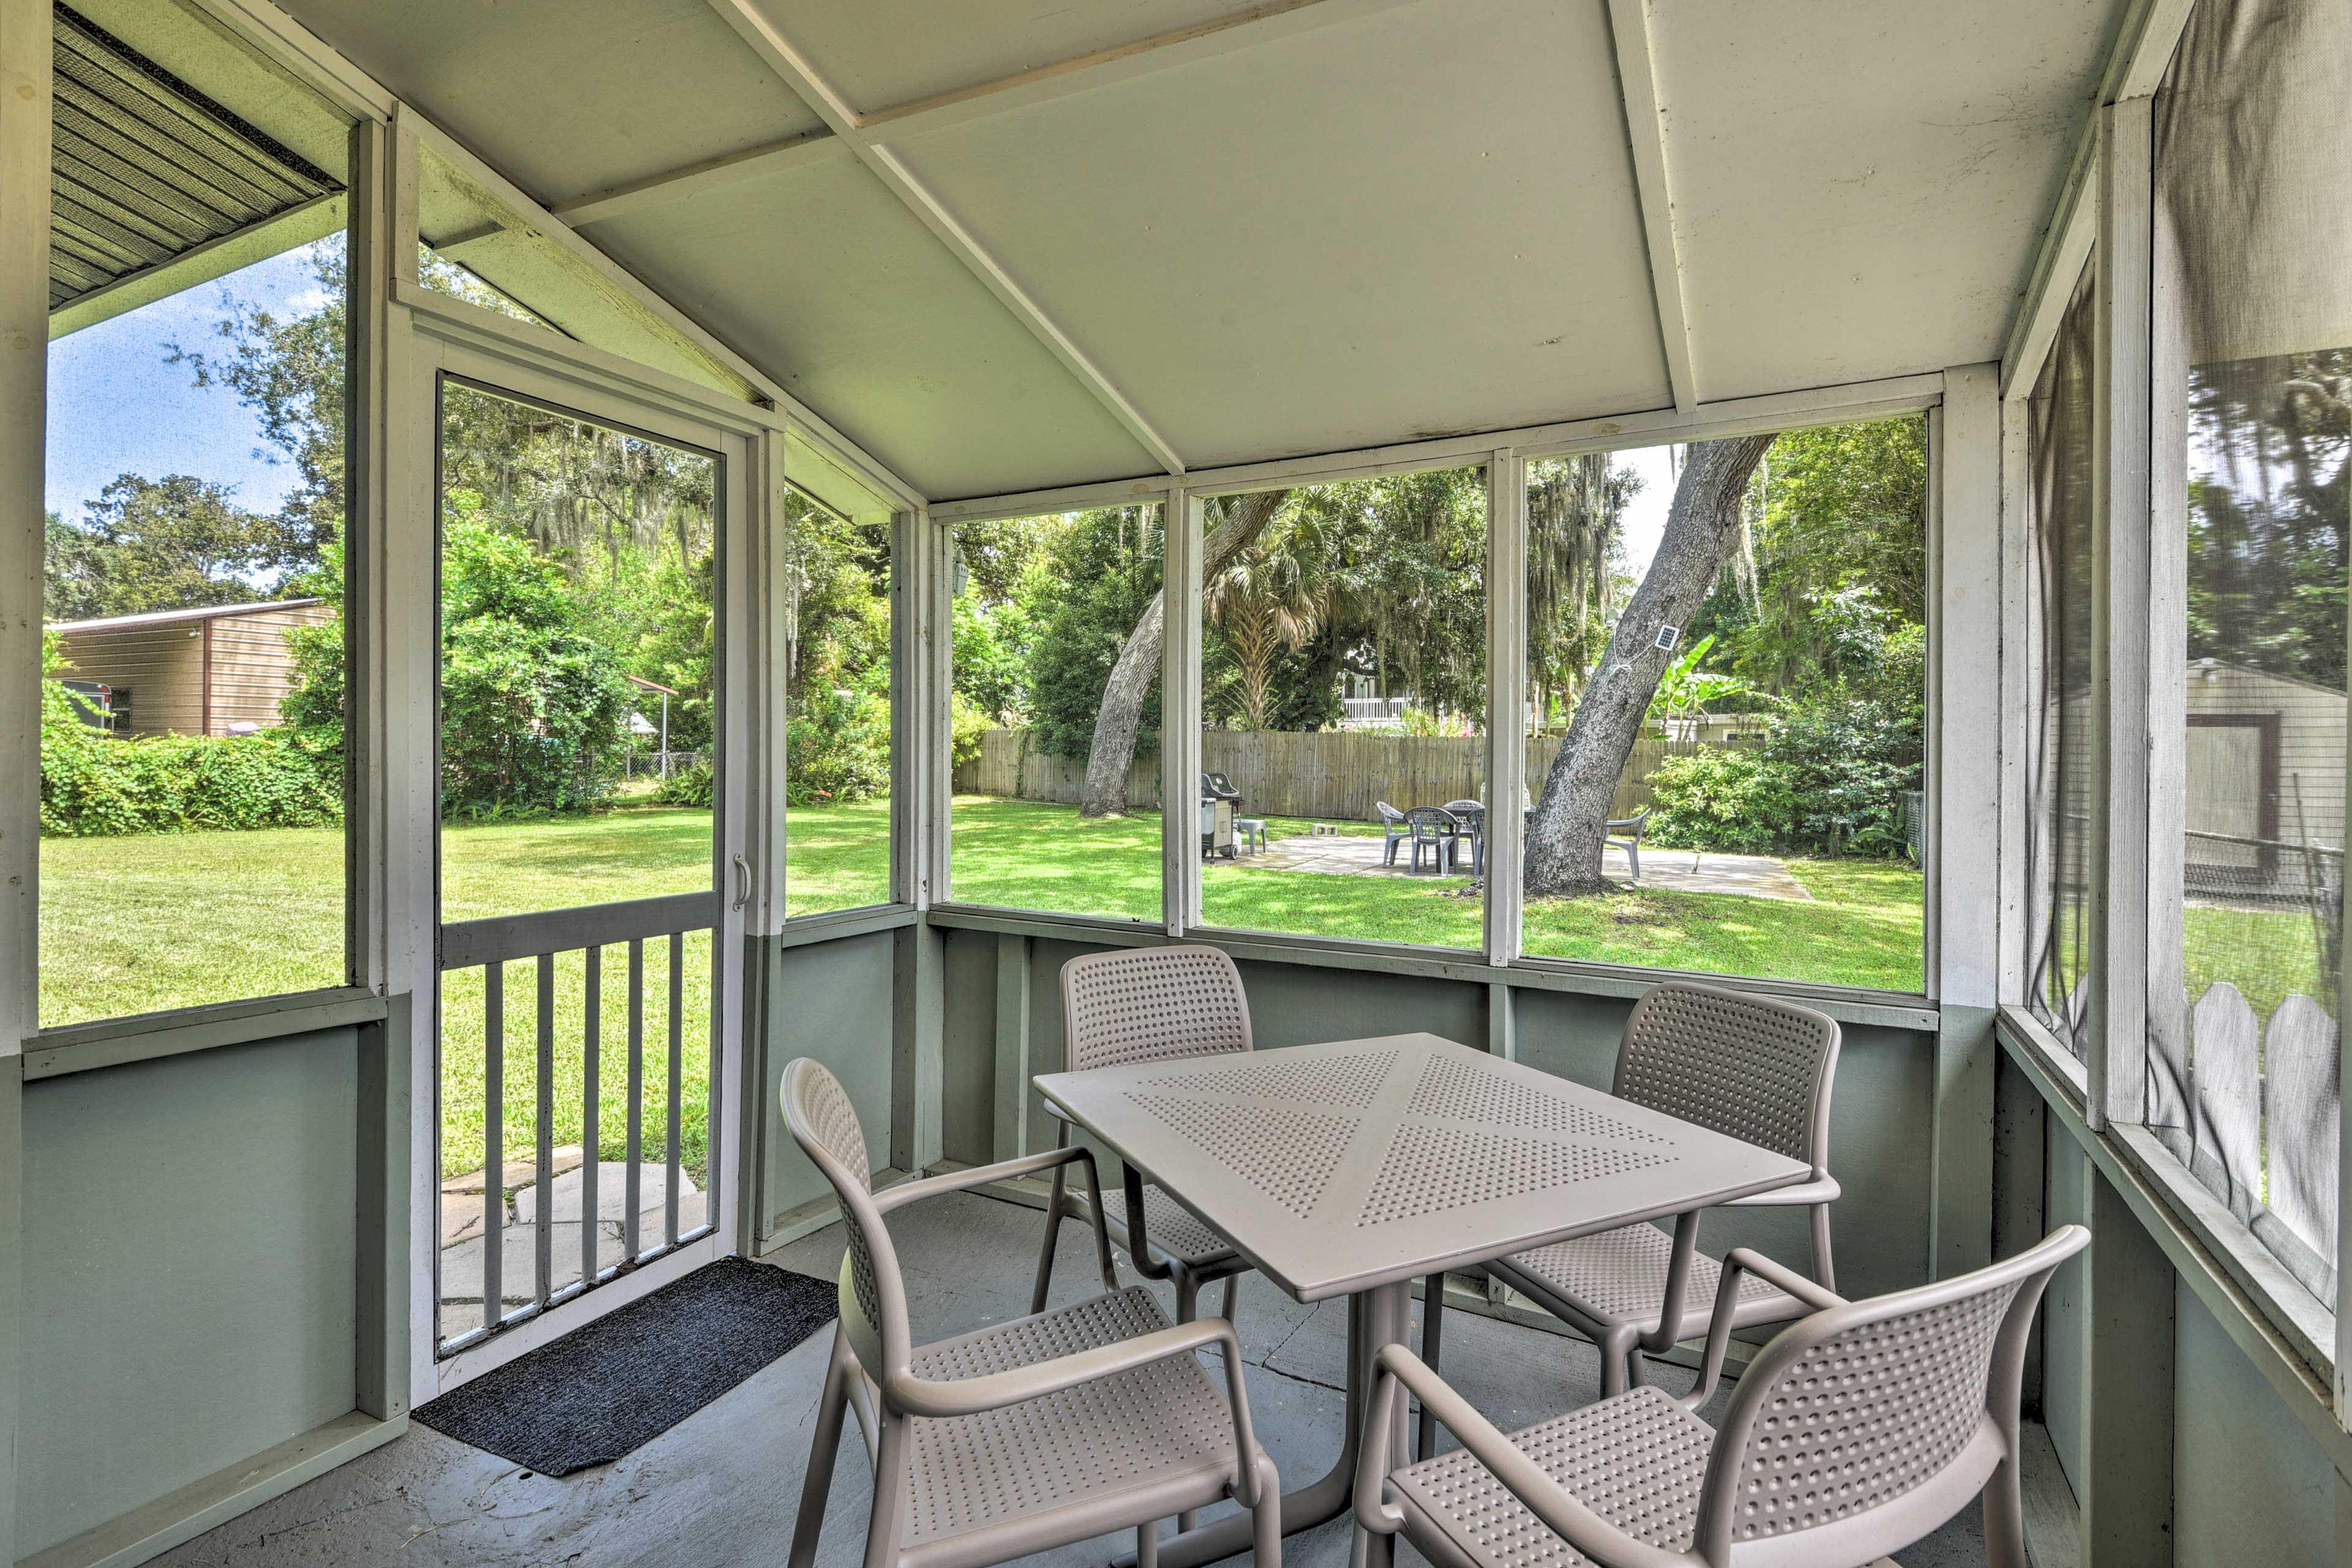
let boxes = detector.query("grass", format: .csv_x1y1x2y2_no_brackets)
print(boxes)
40,802,894,1181
946,794,1930,992
45,793,2326,1177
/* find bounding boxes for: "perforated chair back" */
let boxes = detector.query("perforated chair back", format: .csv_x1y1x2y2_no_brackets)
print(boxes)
1693,1224,2089,1565
1061,944,1253,1074
1613,981,1840,1173
780,1057,905,1379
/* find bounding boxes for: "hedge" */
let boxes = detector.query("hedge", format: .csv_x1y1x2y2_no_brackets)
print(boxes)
40,719,343,837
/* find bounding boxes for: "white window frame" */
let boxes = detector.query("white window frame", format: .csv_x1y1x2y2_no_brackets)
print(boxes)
937,377,1956,1017
1992,0,2352,1430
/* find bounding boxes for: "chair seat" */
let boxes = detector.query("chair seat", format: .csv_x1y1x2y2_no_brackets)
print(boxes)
903,1287,1243,1548
1390,1385,1713,1568
1497,1221,1795,1338
1077,1182,1243,1272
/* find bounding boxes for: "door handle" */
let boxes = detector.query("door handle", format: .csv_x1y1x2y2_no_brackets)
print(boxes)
732,853,751,912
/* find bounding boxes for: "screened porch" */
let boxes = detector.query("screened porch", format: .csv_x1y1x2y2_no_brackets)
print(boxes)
1,1,2348,1566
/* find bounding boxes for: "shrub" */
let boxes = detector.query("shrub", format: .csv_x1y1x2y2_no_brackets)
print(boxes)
42,724,342,836
439,512,632,819
951,690,991,771
40,627,342,836
1645,692,1920,857
652,761,713,808
787,687,890,805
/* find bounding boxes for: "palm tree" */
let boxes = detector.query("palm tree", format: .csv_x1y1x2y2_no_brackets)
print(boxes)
1207,536,1320,729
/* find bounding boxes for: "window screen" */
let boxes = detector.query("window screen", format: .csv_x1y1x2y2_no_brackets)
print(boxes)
2151,0,2351,1302
2024,264,2099,1054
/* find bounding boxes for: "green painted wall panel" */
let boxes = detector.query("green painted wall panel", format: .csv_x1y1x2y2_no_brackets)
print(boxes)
17,1033,359,1558
2173,1280,2335,1566
760,930,895,1226
940,932,998,1164
2041,1116,2090,1499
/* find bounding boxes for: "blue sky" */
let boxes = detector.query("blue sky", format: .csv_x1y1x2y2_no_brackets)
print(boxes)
45,239,336,527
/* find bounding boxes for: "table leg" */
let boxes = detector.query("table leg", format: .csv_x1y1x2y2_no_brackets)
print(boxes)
1111,1279,1414,1568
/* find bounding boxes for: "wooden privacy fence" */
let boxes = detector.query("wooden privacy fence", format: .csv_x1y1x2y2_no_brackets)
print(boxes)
2163,982,2340,1298
954,726,1706,822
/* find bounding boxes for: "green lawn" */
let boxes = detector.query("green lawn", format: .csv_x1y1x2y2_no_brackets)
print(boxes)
47,793,2321,1179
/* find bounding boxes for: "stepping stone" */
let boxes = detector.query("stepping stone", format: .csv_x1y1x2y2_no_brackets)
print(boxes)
437,1220,597,1305
440,1191,485,1246
440,1144,586,1195
514,1160,698,1224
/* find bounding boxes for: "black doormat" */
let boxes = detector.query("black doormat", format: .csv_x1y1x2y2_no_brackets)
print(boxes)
416,1256,835,1476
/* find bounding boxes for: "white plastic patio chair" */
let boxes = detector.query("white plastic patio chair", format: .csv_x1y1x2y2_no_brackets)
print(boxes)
781,1058,1281,1568
1031,944,1262,1329
1355,1225,2089,1568
1423,981,1841,1415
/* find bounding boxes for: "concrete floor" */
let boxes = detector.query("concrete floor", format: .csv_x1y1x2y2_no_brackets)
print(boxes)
156,1191,1988,1567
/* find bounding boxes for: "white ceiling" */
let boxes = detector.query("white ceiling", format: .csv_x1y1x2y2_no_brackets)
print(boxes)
274,0,2130,502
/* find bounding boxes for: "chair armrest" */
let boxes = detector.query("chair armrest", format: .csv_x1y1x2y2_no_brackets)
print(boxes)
1719,1246,1845,1311
1681,1247,1850,1411
888,1314,1268,1506
1355,1347,1693,1568
1722,1175,1841,1208
873,1145,1097,1215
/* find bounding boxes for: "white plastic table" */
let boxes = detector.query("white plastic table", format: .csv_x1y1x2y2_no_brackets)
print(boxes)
1035,1031,1807,1567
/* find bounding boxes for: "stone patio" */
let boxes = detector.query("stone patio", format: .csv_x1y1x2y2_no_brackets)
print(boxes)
1240,831,1814,900
436,1154,705,1343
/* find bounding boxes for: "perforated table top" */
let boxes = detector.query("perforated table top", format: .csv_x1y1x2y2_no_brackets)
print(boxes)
1036,1033,1808,1303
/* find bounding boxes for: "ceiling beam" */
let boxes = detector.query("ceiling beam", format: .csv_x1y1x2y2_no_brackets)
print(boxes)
856,0,1426,141
552,129,840,227
547,0,1427,233
1605,0,1698,413
703,0,1188,475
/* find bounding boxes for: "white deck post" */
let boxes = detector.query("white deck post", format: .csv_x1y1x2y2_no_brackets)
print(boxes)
1930,364,2001,1280
2088,94,2155,1131
0,5,48,1556
1163,488,1202,936
1483,450,1526,970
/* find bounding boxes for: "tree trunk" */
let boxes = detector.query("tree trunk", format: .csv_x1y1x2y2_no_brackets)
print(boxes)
1080,489,1290,816
1523,435,1776,897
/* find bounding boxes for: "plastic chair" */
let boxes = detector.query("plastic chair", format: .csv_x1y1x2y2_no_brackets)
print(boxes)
1442,799,1484,875
1377,801,1409,865
1605,805,1651,881
1403,806,1457,875
782,1058,1281,1568
1354,1226,2089,1568
1425,981,1841,1410
1031,946,1261,1330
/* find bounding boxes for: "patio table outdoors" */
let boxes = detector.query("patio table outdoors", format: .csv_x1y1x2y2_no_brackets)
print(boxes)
1034,1031,1808,1568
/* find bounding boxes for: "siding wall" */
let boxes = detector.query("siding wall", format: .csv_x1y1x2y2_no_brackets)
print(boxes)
48,624,202,736
205,604,331,735
47,603,328,737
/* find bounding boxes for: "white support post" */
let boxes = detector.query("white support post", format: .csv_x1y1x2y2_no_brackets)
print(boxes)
2089,95,2154,1130
0,6,48,1556
1931,365,2002,1280
892,504,945,910
1163,489,1203,936
1483,450,1526,968
1996,390,2034,1003
0,0,50,1060
749,432,791,933
2146,141,2191,1143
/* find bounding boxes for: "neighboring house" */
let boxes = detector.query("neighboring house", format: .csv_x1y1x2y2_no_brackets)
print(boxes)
2183,660,2346,900
45,599,331,738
